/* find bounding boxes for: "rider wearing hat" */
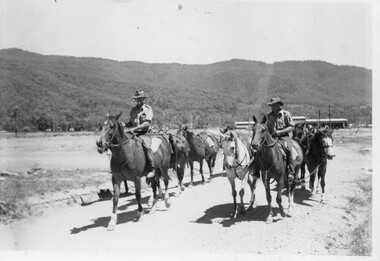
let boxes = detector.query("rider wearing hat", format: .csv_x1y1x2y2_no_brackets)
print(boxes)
266,97,296,183
124,90,155,179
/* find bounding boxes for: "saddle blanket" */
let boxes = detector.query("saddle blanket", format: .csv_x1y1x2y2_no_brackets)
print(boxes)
206,136,215,148
151,137,162,153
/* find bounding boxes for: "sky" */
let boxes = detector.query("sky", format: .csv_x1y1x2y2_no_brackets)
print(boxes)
0,0,374,69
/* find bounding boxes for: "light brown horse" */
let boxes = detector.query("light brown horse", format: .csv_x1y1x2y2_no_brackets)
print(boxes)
251,115,303,224
96,112,172,230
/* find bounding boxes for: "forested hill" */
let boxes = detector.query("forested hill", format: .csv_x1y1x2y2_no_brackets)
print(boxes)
0,48,372,131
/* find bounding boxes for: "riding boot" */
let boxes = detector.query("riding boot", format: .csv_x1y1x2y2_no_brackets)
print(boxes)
142,141,155,178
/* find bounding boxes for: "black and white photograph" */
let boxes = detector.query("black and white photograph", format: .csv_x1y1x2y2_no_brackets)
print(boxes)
0,0,377,260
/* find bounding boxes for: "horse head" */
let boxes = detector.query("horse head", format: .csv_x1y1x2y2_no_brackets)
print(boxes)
251,115,275,149
292,121,306,140
96,112,123,153
220,130,237,168
314,129,335,160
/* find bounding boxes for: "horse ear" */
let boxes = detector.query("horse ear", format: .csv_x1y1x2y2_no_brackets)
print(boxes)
301,121,306,127
115,111,122,121
252,115,257,123
261,116,267,124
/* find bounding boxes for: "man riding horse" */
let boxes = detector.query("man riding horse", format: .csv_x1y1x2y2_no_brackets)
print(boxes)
266,97,296,183
123,89,155,179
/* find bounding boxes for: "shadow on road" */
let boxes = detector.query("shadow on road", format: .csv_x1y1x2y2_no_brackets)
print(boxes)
70,195,151,234
194,203,268,227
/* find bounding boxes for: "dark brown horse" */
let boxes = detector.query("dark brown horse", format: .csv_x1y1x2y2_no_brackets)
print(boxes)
168,132,190,195
96,112,172,230
301,128,335,203
179,125,220,186
251,115,303,223
292,121,308,189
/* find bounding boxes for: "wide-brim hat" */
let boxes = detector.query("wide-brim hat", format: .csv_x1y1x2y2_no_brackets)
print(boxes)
133,90,147,99
267,97,284,106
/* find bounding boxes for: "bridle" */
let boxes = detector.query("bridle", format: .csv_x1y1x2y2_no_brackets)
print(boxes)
99,119,137,168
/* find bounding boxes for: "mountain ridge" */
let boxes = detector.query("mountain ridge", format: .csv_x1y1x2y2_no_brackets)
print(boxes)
0,48,372,131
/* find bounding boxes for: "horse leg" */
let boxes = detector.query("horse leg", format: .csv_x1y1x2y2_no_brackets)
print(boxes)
309,166,317,196
228,175,238,218
319,163,327,204
178,162,186,192
134,177,145,221
277,176,286,218
172,166,181,197
265,180,274,224
207,158,213,182
107,177,121,231
247,175,258,209
123,180,129,194
287,169,298,217
239,173,250,215
199,160,205,184
149,177,159,214
301,162,306,190
163,175,171,208
189,160,194,187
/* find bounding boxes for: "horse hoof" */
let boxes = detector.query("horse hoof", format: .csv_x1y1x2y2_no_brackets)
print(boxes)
136,211,144,222
180,185,185,191
266,218,273,224
188,183,193,188
165,200,171,208
147,197,153,208
107,225,115,231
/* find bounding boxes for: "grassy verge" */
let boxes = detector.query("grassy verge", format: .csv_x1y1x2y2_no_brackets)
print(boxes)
0,169,110,224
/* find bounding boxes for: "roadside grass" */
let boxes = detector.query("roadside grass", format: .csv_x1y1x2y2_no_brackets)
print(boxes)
0,169,110,224
347,174,372,256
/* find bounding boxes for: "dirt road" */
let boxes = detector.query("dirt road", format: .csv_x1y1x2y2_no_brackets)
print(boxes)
0,130,373,257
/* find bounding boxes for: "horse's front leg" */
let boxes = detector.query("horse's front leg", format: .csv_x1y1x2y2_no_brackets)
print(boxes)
228,175,238,219
318,163,327,204
309,166,318,195
265,179,273,224
134,177,145,221
238,173,251,215
277,175,286,218
107,177,121,231
247,175,258,209
189,160,195,187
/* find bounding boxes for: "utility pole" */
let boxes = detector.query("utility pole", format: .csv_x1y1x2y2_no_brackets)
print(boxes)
329,105,331,129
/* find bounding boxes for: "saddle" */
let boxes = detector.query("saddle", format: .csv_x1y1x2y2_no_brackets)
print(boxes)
277,139,300,161
197,133,215,148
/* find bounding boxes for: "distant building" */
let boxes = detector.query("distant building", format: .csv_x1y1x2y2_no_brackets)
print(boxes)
234,121,255,130
235,116,348,129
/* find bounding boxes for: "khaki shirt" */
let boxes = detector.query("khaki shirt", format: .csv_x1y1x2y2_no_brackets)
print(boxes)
125,104,153,133
266,109,294,136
